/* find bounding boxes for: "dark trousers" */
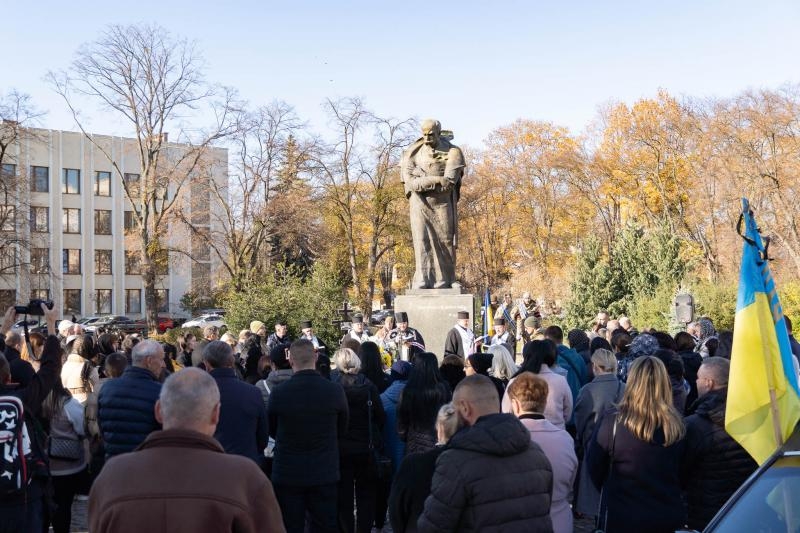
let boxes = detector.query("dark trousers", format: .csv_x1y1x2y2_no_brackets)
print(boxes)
0,482,44,533
49,470,86,533
275,482,337,533
337,454,377,533
374,476,391,528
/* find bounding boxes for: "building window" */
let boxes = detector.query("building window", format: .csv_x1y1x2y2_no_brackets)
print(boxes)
1,163,15,184
30,289,50,301
30,248,50,274
64,289,81,315
94,210,112,235
95,249,112,275
62,249,81,275
123,173,140,196
155,289,169,313
125,289,141,314
30,206,49,232
0,206,14,232
63,208,81,233
124,250,141,275
62,168,80,194
124,210,136,231
95,171,111,196
0,247,16,271
0,290,16,310
31,166,49,192
95,289,112,314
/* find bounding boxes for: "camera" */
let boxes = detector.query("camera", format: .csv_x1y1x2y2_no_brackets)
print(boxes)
14,299,54,316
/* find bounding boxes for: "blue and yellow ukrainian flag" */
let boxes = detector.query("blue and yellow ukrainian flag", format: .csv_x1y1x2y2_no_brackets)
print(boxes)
483,288,494,338
725,198,800,464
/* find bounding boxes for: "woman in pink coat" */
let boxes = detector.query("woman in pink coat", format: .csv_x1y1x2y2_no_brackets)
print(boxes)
502,340,573,429
508,372,578,533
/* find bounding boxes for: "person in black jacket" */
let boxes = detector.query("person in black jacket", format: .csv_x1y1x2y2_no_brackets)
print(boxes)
97,340,164,457
0,303,61,533
682,357,757,530
3,331,35,387
269,339,349,533
417,375,553,533
397,353,451,455
388,402,461,533
588,356,687,533
675,331,703,411
203,341,268,467
332,348,386,533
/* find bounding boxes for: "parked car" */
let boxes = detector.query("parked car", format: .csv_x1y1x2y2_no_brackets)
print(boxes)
156,315,176,333
77,316,103,328
86,315,147,336
703,428,800,532
370,308,394,326
182,314,226,330
10,318,42,335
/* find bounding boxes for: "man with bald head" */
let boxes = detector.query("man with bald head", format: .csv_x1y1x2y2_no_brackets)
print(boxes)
89,368,285,533
203,340,268,466
98,339,164,457
268,339,348,533
418,374,554,532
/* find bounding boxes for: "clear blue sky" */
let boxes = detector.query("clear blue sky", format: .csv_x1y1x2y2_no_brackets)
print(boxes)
4,0,799,146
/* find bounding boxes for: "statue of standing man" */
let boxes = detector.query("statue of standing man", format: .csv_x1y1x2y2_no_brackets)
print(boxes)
401,119,465,289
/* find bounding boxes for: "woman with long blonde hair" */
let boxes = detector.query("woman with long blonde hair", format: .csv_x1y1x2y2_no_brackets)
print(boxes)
587,356,686,533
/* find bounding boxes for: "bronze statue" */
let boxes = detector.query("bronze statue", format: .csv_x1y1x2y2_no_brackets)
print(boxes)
401,119,465,289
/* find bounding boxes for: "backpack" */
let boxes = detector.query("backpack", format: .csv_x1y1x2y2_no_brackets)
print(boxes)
0,396,32,495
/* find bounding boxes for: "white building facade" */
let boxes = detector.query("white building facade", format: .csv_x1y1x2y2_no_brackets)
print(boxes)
0,127,228,319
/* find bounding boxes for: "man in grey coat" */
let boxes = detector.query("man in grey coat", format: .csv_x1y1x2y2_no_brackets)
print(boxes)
573,348,625,517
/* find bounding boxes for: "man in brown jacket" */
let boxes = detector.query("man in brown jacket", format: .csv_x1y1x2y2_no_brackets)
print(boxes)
89,367,285,533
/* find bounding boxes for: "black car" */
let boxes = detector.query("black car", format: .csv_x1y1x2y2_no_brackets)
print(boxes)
87,315,147,336
703,427,800,532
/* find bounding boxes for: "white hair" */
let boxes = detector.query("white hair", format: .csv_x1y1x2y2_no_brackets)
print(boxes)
489,344,518,381
132,340,164,367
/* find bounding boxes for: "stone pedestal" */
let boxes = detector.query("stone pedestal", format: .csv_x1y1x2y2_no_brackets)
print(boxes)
395,289,475,360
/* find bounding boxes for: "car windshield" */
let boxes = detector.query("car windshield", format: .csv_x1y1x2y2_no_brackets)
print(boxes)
708,455,800,532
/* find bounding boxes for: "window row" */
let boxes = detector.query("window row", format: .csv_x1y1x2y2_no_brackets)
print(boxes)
7,164,142,196
0,288,169,316
28,207,132,234
30,248,167,275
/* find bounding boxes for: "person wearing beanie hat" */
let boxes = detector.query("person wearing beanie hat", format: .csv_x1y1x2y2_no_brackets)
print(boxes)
444,311,480,359
299,319,328,356
618,333,660,383
266,318,293,353
489,317,516,356
249,321,266,336
521,316,539,344
340,313,370,345
394,312,425,361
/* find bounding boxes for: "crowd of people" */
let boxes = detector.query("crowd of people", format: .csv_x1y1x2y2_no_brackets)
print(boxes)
0,301,778,532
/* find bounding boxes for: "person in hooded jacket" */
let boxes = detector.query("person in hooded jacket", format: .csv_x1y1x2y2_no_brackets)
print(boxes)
682,357,757,530
417,374,553,533
332,348,386,533
61,334,100,405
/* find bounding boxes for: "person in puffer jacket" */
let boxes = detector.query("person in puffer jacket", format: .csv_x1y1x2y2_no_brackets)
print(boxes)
682,357,757,530
417,374,553,533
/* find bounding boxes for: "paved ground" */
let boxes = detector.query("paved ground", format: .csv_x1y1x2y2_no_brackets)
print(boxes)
69,497,596,532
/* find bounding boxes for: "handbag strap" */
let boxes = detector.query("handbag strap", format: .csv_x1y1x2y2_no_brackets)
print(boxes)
367,389,375,451
597,414,618,532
